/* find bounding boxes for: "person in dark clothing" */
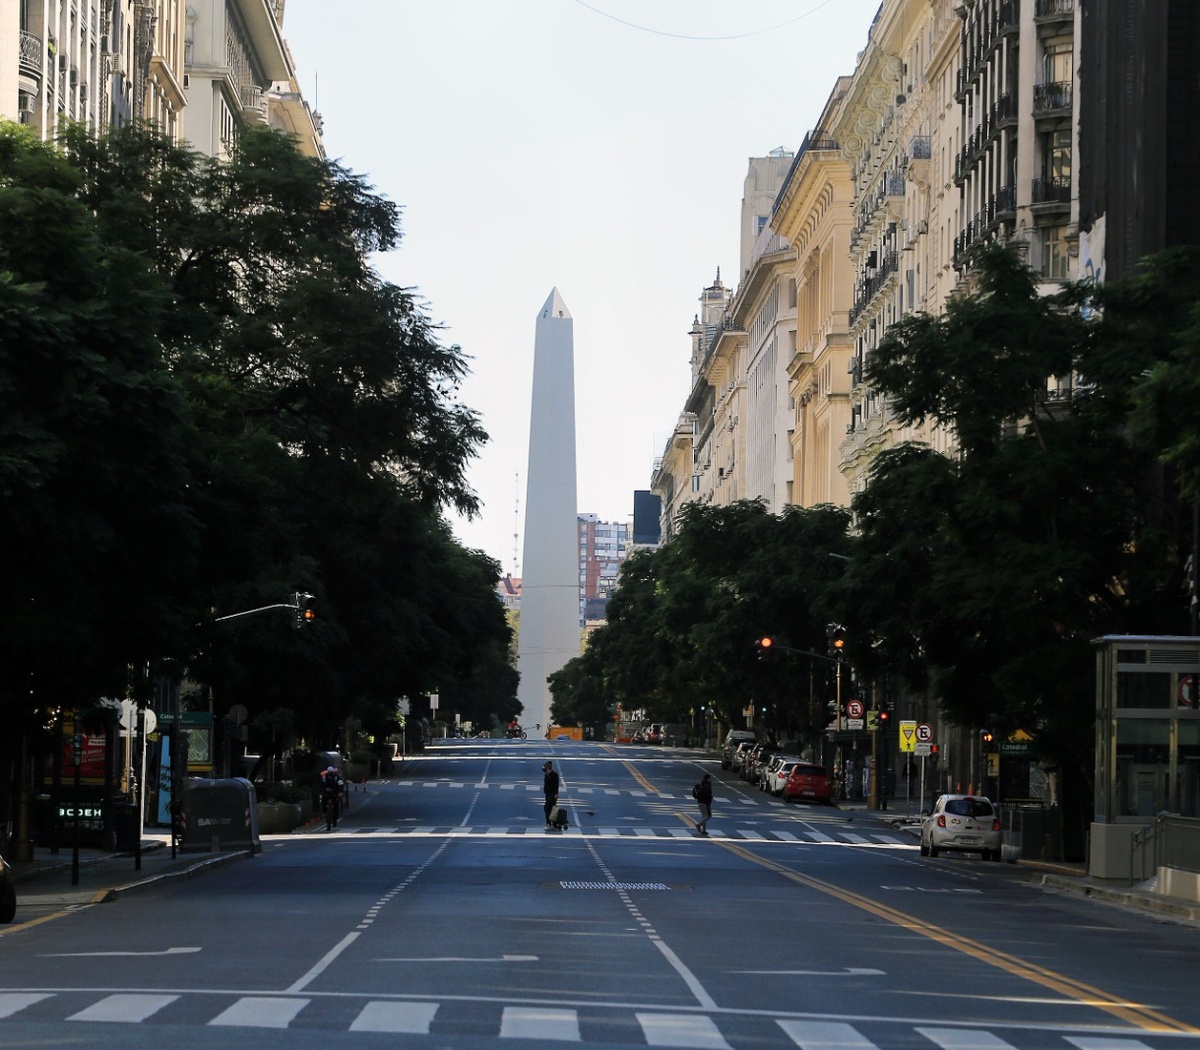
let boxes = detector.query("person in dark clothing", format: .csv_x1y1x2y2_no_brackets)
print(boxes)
543,761,561,828
694,772,713,835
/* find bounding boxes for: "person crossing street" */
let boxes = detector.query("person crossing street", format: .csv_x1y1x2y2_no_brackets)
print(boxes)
693,772,713,835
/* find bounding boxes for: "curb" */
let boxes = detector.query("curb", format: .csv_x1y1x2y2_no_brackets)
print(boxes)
1038,872,1200,926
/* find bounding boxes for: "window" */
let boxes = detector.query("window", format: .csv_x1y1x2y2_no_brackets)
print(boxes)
1042,225,1069,280
1045,128,1071,182
1043,41,1073,85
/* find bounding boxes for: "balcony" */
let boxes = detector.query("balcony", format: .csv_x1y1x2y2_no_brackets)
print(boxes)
1033,81,1072,116
19,30,43,79
1035,0,1074,21
849,251,900,327
1031,176,1071,209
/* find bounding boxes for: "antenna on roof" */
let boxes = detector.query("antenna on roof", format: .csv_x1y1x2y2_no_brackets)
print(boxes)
513,472,520,575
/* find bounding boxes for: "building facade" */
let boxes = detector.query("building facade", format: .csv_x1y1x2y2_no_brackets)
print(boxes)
2,0,322,160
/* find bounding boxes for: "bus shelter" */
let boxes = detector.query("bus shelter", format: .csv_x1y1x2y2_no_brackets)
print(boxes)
1091,635,1200,878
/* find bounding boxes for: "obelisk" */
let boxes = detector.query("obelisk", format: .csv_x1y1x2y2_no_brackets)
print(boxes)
517,289,579,735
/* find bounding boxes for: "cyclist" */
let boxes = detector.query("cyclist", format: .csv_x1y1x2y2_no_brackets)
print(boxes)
321,766,344,830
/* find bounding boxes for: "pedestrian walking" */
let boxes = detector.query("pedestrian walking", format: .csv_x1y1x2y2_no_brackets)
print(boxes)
692,772,713,835
543,760,561,829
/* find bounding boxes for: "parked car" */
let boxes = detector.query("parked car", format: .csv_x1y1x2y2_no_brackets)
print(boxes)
742,744,777,783
783,762,833,804
920,794,1002,861
730,741,758,774
0,853,15,923
644,724,663,744
721,730,757,769
755,753,790,791
765,758,802,796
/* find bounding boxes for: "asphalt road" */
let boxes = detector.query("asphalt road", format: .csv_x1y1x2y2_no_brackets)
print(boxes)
1,739,1199,1049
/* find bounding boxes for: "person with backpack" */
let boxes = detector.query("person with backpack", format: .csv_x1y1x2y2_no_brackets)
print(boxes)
543,760,561,829
693,772,713,835
321,766,344,831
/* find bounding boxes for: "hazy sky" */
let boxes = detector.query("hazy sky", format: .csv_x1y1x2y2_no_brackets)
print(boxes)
281,0,882,574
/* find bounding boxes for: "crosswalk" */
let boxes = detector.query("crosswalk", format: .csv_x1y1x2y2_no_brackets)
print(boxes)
303,823,915,846
0,992,1189,1047
0,993,1190,1050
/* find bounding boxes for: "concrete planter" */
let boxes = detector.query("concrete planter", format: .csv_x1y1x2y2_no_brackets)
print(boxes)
256,802,302,834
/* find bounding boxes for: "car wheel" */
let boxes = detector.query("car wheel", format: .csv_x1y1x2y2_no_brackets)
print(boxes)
928,843,940,858
0,884,15,924
919,841,929,857
985,849,1001,862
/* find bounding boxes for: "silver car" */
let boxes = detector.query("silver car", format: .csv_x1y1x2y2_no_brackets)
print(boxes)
920,794,1002,861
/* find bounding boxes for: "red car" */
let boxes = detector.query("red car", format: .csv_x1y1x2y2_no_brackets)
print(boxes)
783,762,832,804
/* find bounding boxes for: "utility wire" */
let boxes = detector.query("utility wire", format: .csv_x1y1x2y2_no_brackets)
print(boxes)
570,0,839,41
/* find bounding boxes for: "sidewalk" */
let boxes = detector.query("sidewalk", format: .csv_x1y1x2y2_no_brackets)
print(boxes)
4,833,252,917
836,798,1200,926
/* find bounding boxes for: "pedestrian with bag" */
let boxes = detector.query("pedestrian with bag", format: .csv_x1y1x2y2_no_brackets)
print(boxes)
543,760,562,830
693,772,713,835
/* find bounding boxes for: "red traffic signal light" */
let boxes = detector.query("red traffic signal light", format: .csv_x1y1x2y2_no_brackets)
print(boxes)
295,592,316,628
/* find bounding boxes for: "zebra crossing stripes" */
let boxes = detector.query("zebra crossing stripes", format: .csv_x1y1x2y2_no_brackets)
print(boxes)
314,824,914,846
0,992,1170,1047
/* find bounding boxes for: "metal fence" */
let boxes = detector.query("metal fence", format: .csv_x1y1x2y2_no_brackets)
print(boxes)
1130,815,1200,885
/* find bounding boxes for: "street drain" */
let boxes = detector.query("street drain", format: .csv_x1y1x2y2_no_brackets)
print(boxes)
560,881,669,890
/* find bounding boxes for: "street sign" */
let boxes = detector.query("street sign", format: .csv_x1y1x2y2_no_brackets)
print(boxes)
846,699,864,719
847,718,864,730
899,719,917,752
1179,675,1197,708
915,742,932,756
916,722,933,743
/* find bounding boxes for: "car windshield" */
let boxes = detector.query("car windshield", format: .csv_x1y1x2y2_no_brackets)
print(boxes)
791,765,826,778
944,798,993,818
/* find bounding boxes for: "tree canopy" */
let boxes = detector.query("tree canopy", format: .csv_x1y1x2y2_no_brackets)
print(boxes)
0,120,514,753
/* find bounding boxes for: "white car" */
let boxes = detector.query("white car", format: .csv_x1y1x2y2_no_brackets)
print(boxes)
920,794,1002,861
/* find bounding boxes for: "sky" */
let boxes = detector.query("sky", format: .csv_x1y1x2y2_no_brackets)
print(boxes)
280,0,883,575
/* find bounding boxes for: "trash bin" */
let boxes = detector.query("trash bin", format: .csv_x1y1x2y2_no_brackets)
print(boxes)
112,802,140,852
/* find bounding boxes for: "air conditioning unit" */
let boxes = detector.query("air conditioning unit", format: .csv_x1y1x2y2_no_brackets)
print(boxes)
79,82,88,102
17,92,34,115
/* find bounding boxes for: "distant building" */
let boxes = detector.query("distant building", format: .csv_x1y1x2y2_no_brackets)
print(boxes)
578,514,627,624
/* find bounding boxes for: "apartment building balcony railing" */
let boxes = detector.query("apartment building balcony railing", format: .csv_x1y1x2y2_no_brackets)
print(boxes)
19,30,44,78
952,185,1016,267
956,0,1019,99
849,250,899,327
954,92,1016,185
1033,80,1072,115
242,84,269,123
909,136,932,161
1035,0,1074,21
772,130,839,222
853,173,907,242
1031,176,1071,209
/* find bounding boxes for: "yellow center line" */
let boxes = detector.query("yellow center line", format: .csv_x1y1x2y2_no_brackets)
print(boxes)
623,761,658,793
712,838,1197,1034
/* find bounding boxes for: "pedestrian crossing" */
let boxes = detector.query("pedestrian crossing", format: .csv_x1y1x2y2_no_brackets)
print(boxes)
0,992,1190,1047
303,823,915,846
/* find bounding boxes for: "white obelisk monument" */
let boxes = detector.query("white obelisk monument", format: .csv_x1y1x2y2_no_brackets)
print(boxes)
517,289,579,735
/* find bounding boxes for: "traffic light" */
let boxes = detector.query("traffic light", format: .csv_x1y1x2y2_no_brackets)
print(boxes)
295,592,316,628
878,708,890,728
826,623,846,659
980,728,994,747
755,636,775,661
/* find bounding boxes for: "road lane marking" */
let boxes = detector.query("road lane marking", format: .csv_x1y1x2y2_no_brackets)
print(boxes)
637,1011,730,1048
916,1028,1019,1048
349,1001,438,1033
718,839,1198,1035
46,947,201,957
0,993,52,1018
68,993,178,1023
500,1005,581,1040
209,996,308,1028
778,1019,878,1048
